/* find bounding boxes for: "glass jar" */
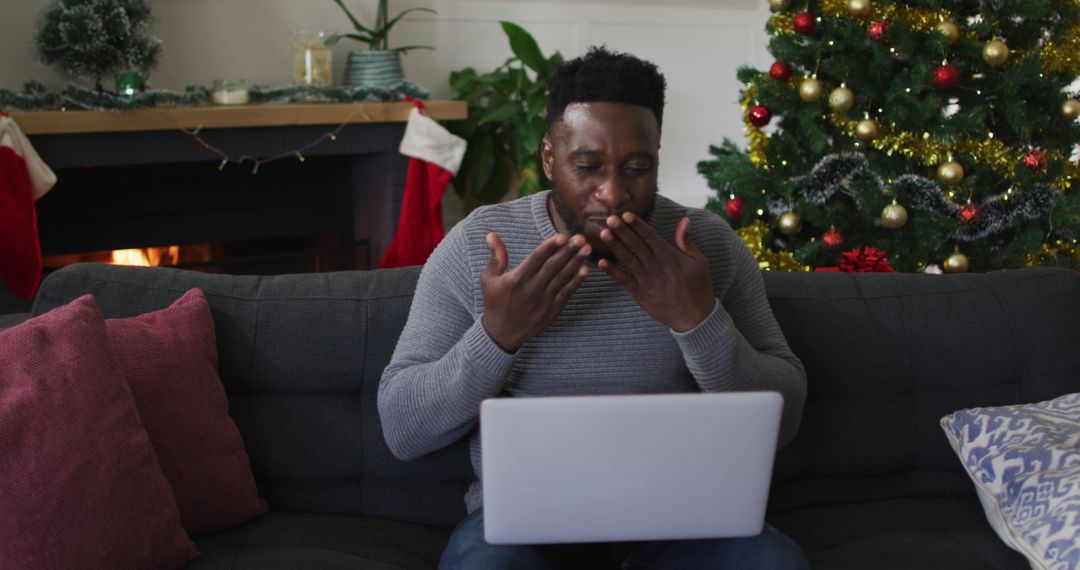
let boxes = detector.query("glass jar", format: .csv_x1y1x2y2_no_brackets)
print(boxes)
211,79,249,105
292,30,333,87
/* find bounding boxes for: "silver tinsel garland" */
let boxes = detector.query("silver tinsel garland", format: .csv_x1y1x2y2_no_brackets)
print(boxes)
0,80,430,112
774,152,1059,241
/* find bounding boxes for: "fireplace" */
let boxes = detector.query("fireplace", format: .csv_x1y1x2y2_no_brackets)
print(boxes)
36,157,370,272
0,103,468,316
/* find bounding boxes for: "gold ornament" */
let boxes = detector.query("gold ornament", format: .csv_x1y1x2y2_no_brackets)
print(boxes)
937,160,965,186
848,0,871,17
828,86,855,112
881,201,908,229
982,39,1009,67
854,118,880,142
769,0,791,11
778,211,803,235
944,249,970,273
1063,98,1080,122
936,21,960,44
799,77,824,102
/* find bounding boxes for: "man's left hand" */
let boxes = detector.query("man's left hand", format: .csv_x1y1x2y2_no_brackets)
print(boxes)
598,213,715,332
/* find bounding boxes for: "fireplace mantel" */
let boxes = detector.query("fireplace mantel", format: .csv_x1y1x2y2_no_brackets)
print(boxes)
18,101,467,272
12,101,466,135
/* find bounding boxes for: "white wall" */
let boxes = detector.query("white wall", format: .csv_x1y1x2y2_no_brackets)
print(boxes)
0,0,772,208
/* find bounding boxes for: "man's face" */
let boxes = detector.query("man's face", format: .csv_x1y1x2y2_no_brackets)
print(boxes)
542,102,660,259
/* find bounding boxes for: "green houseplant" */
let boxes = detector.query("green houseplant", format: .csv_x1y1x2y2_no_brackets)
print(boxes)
327,0,435,87
448,22,562,208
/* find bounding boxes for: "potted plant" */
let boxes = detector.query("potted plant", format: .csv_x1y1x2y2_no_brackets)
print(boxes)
327,0,435,87
448,21,562,210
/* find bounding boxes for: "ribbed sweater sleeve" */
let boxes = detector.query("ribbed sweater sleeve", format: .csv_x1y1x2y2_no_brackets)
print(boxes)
377,223,515,461
671,224,807,446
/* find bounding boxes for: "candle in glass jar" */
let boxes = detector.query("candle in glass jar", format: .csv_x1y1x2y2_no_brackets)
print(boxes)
212,80,250,105
292,30,332,87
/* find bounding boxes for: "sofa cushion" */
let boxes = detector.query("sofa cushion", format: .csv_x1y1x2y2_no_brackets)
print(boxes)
32,263,473,527
106,288,268,534
941,392,1080,569
187,512,452,569
0,294,196,569
768,497,1028,569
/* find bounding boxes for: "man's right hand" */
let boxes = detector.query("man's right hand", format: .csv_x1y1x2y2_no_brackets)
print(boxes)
480,232,591,352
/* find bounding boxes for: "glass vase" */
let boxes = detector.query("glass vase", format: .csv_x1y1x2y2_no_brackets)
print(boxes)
292,30,333,87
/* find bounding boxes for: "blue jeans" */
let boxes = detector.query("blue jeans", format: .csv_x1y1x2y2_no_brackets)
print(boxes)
438,509,809,570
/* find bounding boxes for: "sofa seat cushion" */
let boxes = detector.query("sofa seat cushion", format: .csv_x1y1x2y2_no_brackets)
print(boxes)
187,512,452,569
768,496,1028,570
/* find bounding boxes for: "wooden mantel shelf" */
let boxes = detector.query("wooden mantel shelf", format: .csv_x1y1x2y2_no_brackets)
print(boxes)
13,100,467,135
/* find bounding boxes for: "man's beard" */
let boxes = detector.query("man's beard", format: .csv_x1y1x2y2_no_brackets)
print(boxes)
549,187,657,261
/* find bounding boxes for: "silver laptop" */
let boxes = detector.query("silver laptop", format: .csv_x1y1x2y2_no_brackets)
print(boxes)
480,391,783,545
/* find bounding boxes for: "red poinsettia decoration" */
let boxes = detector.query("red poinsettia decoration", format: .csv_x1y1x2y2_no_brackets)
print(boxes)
838,247,896,272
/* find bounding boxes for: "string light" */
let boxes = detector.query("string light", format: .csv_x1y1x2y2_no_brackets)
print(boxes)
179,107,370,174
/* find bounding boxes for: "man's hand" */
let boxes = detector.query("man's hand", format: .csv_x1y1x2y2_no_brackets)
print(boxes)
598,213,714,332
481,232,592,352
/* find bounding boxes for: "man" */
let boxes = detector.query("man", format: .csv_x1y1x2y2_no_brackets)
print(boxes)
379,47,809,569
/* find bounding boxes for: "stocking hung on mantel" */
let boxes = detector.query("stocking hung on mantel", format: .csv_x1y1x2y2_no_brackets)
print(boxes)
379,101,466,269
0,113,57,299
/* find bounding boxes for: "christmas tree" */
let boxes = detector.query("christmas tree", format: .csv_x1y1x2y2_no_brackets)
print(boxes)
698,0,1080,273
35,0,162,89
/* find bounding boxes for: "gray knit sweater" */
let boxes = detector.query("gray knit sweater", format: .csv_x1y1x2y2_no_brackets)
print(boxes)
378,191,806,514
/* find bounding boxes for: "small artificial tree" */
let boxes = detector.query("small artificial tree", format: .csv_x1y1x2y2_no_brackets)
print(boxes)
35,0,163,90
698,0,1080,273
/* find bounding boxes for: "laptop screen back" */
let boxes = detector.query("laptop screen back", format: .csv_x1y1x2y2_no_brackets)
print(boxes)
480,391,783,544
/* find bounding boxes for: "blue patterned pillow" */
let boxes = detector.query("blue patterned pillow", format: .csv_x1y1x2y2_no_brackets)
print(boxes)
941,393,1080,570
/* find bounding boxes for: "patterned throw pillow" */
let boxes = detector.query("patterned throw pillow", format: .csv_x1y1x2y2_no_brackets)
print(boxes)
941,393,1080,570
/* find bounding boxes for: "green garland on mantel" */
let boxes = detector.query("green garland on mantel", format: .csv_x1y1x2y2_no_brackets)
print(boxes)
0,80,430,112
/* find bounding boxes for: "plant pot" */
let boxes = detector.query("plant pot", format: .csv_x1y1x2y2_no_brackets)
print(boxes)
344,50,404,88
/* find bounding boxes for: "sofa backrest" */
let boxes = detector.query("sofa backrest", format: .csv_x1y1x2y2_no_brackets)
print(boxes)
33,263,1080,525
32,263,472,527
763,267,1080,514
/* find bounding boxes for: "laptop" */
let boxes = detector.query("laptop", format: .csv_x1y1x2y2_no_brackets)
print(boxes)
480,391,783,545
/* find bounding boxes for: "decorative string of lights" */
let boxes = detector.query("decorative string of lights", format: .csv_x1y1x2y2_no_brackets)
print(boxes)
179,108,371,174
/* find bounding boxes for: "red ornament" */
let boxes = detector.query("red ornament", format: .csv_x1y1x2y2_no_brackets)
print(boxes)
1023,149,1047,171
724,197,745,219
793,12,816,35
868,20,889,42
838,247,895,272
748,104,772,127
822,226,845,252
959,203,981,227
769,61,792,81
933,64,960,89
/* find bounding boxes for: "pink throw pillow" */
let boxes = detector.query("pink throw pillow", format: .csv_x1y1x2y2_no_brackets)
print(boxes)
0,295,196,570
106,288,268,534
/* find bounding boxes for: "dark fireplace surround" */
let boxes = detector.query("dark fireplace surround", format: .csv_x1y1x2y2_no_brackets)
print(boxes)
1,122,409,314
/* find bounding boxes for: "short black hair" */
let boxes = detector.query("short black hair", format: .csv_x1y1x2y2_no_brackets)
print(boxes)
546,46,666,130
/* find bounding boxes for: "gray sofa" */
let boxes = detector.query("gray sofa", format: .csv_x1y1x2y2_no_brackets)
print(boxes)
28,262,1080,569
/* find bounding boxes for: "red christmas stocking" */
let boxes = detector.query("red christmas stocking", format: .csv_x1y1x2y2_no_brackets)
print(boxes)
380,105,466,268
1,115,57,299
